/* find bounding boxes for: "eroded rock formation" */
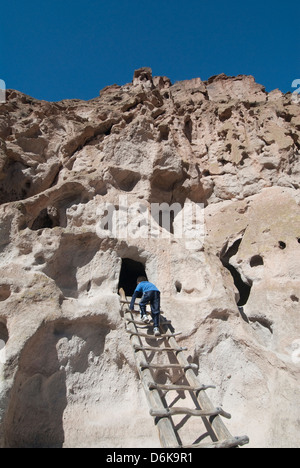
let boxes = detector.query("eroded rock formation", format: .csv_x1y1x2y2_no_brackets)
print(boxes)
0,68,299,447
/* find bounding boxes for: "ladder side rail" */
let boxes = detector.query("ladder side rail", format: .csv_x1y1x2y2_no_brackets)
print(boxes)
122,295,231,440
161,321,233,442
124,306,179,448
120,292,249,448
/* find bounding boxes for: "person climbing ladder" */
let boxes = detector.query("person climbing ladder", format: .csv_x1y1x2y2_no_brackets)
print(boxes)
129,277,161,336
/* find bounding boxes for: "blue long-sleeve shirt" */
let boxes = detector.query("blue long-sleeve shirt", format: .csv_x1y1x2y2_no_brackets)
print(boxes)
130,281,160,309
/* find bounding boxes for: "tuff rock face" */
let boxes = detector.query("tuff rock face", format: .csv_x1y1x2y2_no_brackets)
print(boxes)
0,68,299,448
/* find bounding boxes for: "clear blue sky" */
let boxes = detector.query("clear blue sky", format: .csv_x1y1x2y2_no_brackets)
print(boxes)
1,0,299,102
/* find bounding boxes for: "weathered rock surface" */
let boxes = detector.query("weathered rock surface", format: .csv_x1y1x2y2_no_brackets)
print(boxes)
0,68,299,448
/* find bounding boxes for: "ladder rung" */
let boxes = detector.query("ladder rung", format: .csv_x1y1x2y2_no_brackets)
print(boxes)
150,407,231,419
181,435,250,449
140,362,198,371
124,307,167,316
126,318,152,325
126,329,182,339
121,302,248,448
126,318,172,325
121,300,165,311
126,309,152,315
148,382,216,392
134,344,188,353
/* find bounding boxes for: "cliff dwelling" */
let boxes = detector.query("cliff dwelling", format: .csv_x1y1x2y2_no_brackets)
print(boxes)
118,258,148,297
0,69,299,448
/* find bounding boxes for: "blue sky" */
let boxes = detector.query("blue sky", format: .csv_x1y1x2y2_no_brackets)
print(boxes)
1,0,299,101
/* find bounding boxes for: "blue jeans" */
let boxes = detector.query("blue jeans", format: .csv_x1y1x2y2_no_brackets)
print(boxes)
139,291,160,328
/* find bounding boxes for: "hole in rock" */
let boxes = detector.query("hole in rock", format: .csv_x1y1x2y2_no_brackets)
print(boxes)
297,238,300,244
109,168,140,192
278,241,286,250
0,285,11,302
250,255,264,267
175,281,182,293
31,208,60,230
183,118,192,143
291,295,299,302
35,255,45,265
30,187,90,231
0,161,32,204
118,258,147,297
220,238,252,307
225,263,252,306
0,319,9,344
158,125,169,142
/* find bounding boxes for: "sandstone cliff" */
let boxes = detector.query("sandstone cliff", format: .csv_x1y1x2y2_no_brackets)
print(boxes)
0,68,299,448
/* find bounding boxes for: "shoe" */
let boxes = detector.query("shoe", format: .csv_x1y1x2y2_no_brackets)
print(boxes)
141,315,150,323
154,327,161,336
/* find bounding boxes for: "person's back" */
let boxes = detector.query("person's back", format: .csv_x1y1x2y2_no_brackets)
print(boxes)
130,277,161,336
135,280,160,294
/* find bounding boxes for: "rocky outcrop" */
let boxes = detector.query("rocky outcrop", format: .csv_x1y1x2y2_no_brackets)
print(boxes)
0,68,299,447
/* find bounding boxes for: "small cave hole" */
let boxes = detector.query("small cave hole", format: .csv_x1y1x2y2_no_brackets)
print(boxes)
104,124,113,136
158,125,169,141
35,255,45,265
0,285,11,302
118,258,148,297
291,295,299,303
175,281,182,293
225,263,252,306
0,319,9,344
250,255,264,268
31,208,60,231
278,241,286,250
297,238,300,244
183,118,192,143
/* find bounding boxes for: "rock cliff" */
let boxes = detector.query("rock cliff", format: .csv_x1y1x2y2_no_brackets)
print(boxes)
0,68,299,447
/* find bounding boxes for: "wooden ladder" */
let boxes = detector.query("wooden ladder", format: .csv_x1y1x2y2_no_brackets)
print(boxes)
120,290,249,449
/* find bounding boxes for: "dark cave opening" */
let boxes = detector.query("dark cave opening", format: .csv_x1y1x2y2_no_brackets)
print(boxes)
0,320,8,344
31,208,56,230
118,258,148,297
220,238,252,307
224,262,252,307
250,255,264,267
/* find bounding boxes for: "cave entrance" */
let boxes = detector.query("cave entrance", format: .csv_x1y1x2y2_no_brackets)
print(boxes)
118,258,147,297
0,319,8,344
31,208,58,230
224,262,252,307
220,238,252,307
0,319,8,366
